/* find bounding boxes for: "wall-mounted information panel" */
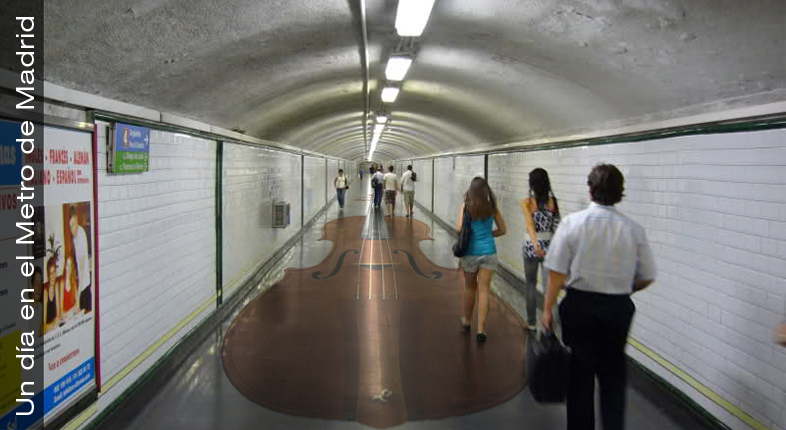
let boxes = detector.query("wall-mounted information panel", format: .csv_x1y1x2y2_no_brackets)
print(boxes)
108,123,150,174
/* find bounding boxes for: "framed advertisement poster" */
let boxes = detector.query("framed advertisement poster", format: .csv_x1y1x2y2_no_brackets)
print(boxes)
108,123,149,174
0,122,97,430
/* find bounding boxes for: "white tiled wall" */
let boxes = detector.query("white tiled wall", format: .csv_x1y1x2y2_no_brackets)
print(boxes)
96,122,217,384
328,159,339,181
412,159,433,211
304,156,327,220
433,157,453,222
486,128,786,430
327,159,339,199
433,156,485,225
222,143,302,297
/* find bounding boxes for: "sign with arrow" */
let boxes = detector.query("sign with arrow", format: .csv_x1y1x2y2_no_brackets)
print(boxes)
108,123,150,173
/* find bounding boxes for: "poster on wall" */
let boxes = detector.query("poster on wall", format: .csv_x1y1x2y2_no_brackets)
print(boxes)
0,122,96,429
108,123,149,174
0,118,42,430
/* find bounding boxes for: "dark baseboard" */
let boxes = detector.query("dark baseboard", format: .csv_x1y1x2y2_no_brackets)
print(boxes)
84,197,338,430
413,200,728,430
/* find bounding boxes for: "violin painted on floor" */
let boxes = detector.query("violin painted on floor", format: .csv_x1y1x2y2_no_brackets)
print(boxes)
222,209,528,428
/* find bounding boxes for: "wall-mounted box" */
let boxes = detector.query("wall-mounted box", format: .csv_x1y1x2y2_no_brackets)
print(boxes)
272,200,290,228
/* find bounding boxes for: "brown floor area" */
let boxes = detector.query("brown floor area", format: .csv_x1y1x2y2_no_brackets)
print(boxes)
222,214,529,429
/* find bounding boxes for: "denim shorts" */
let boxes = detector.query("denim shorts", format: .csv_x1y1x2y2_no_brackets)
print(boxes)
460,254,498,273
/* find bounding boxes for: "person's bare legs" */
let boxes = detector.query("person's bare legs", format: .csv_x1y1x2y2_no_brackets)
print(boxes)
385,194,393,217
463,271,478,323
476,268,494,334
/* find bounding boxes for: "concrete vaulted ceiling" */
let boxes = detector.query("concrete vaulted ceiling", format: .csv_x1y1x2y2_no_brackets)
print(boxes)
44,0,785,160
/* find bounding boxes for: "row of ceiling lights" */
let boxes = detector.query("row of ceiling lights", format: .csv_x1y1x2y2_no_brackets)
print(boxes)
367,0,436,161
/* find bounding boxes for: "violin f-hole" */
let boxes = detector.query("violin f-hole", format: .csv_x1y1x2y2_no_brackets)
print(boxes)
312,249,360,280
392,249,443,280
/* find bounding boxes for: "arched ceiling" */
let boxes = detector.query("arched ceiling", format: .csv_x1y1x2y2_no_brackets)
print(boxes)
44,0,785,160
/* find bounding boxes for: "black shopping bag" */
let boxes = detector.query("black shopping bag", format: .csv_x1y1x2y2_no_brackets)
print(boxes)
525,330,570,403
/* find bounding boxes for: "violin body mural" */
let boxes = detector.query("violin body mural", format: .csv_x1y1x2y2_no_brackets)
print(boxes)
222,212,528,428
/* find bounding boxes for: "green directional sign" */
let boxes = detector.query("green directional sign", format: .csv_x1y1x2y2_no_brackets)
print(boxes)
110,123,150,173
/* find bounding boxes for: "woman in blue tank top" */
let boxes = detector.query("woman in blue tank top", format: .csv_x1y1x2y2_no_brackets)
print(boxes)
455,177,507,342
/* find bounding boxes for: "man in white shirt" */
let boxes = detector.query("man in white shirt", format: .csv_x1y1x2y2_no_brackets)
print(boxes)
70,206,92,313
542,164,656,430
400,165,416,219
382,166,399,217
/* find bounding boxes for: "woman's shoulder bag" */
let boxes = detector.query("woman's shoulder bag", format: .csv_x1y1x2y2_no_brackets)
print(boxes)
452,208,472,258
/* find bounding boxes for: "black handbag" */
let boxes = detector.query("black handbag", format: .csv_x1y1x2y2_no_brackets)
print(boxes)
452,208,472,257
525,330,570,403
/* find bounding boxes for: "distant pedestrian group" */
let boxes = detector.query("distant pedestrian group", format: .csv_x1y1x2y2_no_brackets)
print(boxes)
368,164,417,218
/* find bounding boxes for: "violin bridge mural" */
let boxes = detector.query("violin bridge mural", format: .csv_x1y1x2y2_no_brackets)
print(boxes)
222,210,529,429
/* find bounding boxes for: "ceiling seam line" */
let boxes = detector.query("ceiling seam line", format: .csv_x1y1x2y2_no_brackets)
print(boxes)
360,0,370,159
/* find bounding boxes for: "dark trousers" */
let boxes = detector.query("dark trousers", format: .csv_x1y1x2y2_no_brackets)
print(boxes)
559,288,635,430
374,184,383,206
336,188,346,207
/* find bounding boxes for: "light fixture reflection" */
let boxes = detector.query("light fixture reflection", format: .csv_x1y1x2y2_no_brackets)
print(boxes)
395,0,436,37
381,87,400,103
385,56,412,81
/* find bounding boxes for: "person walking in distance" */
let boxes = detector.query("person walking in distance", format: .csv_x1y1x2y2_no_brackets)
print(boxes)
383,165,399,217
372,167,385,208
542,164,656,430
400,165,416,218
334,169,349,209
520,168,560,330
457,177,507,342
370,166,376,205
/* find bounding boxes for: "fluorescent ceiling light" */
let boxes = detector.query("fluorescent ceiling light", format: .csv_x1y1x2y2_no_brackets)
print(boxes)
381,87,400,103
385,56,412,81
395,0,436,37
376,114,388,123
368,134,381,160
